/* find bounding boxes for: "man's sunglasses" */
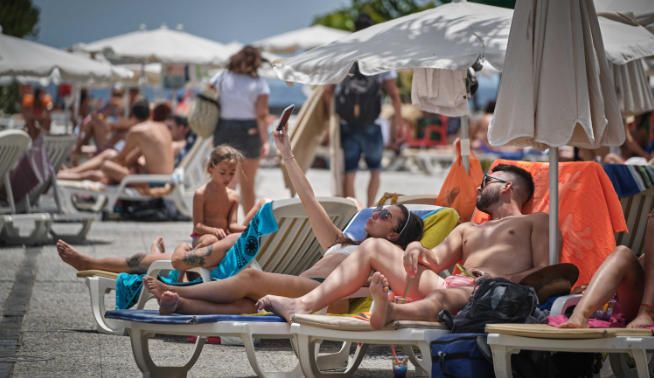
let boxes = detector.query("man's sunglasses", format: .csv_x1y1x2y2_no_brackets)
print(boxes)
481,173,509,189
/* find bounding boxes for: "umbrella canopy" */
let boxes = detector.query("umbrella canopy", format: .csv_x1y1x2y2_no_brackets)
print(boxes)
595,0,654,30
610,59,654,115
488,0,627,264
75,26,231,65
274,2,512,85
254,25,350,54
0,32,132,83
273,2,654,86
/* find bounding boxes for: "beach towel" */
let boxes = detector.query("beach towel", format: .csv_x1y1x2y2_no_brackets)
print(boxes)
435,140,484,222
115,201,278,309
471,160,627,288
411,68,469,117
603,164,654,197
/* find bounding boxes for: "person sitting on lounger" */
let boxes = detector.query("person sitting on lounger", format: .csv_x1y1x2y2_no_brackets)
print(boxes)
257,163,552,328
140,121,425,315
190,145,246,248
559,211,654,329
58,100,174,185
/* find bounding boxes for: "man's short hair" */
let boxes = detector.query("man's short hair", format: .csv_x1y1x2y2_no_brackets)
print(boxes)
152,102,172,122
130,99,150,121
492,164,535,205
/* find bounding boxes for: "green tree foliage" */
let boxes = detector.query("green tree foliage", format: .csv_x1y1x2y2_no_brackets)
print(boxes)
0,0,40,114
0,0,40,37
313,0,436,31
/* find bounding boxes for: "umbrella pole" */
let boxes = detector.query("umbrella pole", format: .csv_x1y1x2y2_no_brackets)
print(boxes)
549,147,559,265
460,116,470,173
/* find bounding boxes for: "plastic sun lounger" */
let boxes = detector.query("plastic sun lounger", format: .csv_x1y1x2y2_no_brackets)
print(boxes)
12,134,97,242
485,180,654,378
0,130,53,245
102,203,442,377
55,136,214,218
77,197,359,335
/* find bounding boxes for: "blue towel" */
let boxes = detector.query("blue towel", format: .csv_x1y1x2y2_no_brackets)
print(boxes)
116,202,278,309
344,207,441,242
603,164,642,198
105,309,284,324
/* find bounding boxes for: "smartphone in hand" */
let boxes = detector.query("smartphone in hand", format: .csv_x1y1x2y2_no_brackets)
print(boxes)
276,104,295,133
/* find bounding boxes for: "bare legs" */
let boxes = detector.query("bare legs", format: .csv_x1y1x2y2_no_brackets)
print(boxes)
561,212,654,328
143,268,321,315
343,170,381,207
368,272,473,329
257,238,445,322
57,238,169,273
367,169,381,207
239,158,260,215
58,149,117,180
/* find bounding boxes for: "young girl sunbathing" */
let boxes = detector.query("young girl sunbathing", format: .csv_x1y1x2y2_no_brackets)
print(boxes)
142,121,425,315
191,145,245,248
560,211,654,329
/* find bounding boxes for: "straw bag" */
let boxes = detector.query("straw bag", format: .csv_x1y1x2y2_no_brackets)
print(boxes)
188,87,220,138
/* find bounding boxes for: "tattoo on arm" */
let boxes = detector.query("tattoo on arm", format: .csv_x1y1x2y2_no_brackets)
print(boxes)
182,245,213,267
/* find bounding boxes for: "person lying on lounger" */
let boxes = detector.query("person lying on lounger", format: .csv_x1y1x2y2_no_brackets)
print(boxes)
56,197,264,276
257,163,553,329
560,211,654,329
140,120,425,315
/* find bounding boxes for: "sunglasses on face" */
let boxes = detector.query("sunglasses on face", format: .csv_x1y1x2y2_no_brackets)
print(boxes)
481,173,509,189
373,206,394,222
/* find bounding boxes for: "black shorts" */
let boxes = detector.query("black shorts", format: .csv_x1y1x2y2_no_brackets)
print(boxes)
213,118,261,159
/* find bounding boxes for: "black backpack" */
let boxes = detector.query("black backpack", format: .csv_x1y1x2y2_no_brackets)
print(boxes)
334,62,382,128
439,277,547,333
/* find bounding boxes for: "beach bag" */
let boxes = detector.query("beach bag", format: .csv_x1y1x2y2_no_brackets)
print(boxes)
9,136,51,205
439,278,546,333
188,87,220,138
430,333,494,378
335,62,381,128
435,139,483,221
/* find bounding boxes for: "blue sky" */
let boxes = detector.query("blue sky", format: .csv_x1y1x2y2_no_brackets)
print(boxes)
32,0,347,48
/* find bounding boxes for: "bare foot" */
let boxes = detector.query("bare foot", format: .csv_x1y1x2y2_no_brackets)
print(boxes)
256,295,308,322
369,272,393,329
56,240,91,271
143,275,171,300
149,237,165,254
558,313,588,328
159,291,180,315
627,310,654,328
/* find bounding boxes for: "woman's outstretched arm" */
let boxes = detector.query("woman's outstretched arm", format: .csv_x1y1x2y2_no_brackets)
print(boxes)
273,124,348,250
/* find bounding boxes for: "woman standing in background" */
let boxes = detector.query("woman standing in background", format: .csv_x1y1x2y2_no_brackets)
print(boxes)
210,46,270,214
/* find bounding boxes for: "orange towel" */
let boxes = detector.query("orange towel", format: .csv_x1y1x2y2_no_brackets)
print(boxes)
435,140,484,222
471,160,627,288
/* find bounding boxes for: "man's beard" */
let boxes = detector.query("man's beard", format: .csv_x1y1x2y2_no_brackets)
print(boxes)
476,188,500,213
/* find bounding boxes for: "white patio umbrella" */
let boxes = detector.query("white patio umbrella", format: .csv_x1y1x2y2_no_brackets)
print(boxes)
0,32,132,83
74,26,231,65
488,0,641,264
610,59,654,115
254,25,350,54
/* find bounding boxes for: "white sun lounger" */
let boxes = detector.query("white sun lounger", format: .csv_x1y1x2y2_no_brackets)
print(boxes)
56,136,214,218
77,197,358,335
0,130,53,245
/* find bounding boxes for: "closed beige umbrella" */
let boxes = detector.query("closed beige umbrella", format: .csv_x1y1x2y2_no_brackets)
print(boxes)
488,0,637,264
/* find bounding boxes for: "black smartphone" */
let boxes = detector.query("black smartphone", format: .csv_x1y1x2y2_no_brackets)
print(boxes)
276,104,295,132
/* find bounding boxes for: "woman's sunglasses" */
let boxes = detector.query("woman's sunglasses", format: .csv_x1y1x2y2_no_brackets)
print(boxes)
373,206,393,221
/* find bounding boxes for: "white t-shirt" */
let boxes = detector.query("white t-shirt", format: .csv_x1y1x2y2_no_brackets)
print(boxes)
210,71,270,120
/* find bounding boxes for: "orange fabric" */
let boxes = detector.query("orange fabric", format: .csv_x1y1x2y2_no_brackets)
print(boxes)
471,160,627,287
435,140,484,221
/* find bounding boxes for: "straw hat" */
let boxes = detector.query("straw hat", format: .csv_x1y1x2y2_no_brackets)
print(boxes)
519,263,579,303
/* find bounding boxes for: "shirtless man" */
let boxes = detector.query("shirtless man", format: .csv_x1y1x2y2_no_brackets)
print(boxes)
58,100,174,184
258,164,552,328
560,212,654,329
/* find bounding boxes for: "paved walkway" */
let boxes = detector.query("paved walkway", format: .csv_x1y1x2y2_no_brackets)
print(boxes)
0,167,446,377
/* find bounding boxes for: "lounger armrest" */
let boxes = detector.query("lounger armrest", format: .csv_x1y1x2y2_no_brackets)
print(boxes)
145,260,211,282
550,294,582,316
118,174,175,186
